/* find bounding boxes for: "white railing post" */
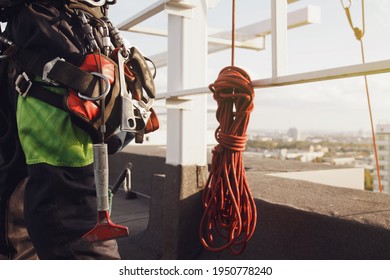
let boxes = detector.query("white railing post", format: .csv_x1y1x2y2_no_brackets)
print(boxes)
163,0,208,258
166,0,208,166
272,0,288,77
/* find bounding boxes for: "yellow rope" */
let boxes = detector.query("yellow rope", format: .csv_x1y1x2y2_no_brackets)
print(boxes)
341,0,383,193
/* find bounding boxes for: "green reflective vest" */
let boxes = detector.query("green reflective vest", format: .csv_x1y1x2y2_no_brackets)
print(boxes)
16,86,93,167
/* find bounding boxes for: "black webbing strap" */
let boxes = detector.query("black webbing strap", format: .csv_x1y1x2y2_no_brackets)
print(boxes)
15,71,102,142
10,46,101,98
49,60,100,98
13,68,65,111
26,83,65,111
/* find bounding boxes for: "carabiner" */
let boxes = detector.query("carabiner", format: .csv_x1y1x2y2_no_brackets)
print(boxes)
80,0,106,7
340,0,352,9
78,72,111,101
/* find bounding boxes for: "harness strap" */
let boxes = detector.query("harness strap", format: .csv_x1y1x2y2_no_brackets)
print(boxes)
16,76,104,141
10,45,156,102
15,72,65,111
7,46,103,99
49,59,102,98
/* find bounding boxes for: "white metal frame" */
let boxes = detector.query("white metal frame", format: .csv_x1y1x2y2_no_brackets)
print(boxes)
118,4,320,68
118,0,390,167
156,58,390,99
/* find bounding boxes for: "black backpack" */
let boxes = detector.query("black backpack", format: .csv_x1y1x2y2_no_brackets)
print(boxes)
0,0,24,7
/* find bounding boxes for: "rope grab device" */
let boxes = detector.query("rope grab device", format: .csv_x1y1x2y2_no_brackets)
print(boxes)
199,0,257,255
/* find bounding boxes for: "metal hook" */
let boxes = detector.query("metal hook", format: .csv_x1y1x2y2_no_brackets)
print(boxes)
341,0,352,9
80,0,106,7
78,72,111,101
77,9,100,52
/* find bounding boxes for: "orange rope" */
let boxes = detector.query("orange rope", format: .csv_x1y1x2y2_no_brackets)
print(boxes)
199,66,257,255
199,0,256,255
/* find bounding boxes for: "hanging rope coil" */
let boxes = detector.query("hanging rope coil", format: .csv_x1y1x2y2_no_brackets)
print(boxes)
199,66,257,255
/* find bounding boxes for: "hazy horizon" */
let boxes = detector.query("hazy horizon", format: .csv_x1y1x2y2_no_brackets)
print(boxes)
110,0,390,133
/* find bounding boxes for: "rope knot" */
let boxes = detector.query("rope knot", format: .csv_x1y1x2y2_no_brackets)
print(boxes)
217,131,246,152
354,27,364,40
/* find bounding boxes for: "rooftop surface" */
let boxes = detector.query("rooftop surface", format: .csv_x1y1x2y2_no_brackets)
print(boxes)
110,145,390,260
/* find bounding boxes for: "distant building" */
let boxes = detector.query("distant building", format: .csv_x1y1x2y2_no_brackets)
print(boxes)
331,157,355,166
375,123,390,193
287,127,299,141
279,148,324,162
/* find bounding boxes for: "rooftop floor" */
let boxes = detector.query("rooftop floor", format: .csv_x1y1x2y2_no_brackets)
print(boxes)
109,145,390,259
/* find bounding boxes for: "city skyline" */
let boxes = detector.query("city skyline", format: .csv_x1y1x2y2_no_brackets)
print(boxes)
110,0,390,133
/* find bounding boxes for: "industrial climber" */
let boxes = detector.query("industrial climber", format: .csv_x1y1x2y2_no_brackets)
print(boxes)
0,0,158,259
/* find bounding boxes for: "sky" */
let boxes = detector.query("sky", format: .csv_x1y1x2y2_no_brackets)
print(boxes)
109,0,390,134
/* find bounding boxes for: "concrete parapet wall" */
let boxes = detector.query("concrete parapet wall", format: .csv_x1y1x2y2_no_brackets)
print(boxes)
200,200,390,259
109,146,166,196
111,146,390,259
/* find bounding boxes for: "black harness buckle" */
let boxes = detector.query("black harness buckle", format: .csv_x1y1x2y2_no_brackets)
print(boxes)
15,72,32,98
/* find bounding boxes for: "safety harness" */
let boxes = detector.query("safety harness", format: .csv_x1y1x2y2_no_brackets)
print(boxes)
1,0,159,153
0,0,159,245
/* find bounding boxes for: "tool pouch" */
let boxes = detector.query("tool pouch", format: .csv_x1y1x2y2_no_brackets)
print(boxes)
111,47,160,142
64,53,122,145
64,50,159,152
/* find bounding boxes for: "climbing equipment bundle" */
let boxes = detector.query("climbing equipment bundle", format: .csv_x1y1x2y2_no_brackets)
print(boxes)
1,0,159,153
0,0,159,244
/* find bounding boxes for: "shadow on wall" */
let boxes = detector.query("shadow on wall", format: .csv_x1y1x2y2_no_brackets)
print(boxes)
198,198,390,260
118,193,390,260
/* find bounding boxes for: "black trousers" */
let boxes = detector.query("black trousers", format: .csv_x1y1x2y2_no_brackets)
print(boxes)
0,178,37,260
24,163,120,260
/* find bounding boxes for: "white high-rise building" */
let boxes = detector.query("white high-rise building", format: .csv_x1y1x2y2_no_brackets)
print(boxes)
375,123,390,193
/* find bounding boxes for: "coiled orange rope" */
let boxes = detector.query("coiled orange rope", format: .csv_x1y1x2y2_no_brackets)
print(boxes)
199,66,257,255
